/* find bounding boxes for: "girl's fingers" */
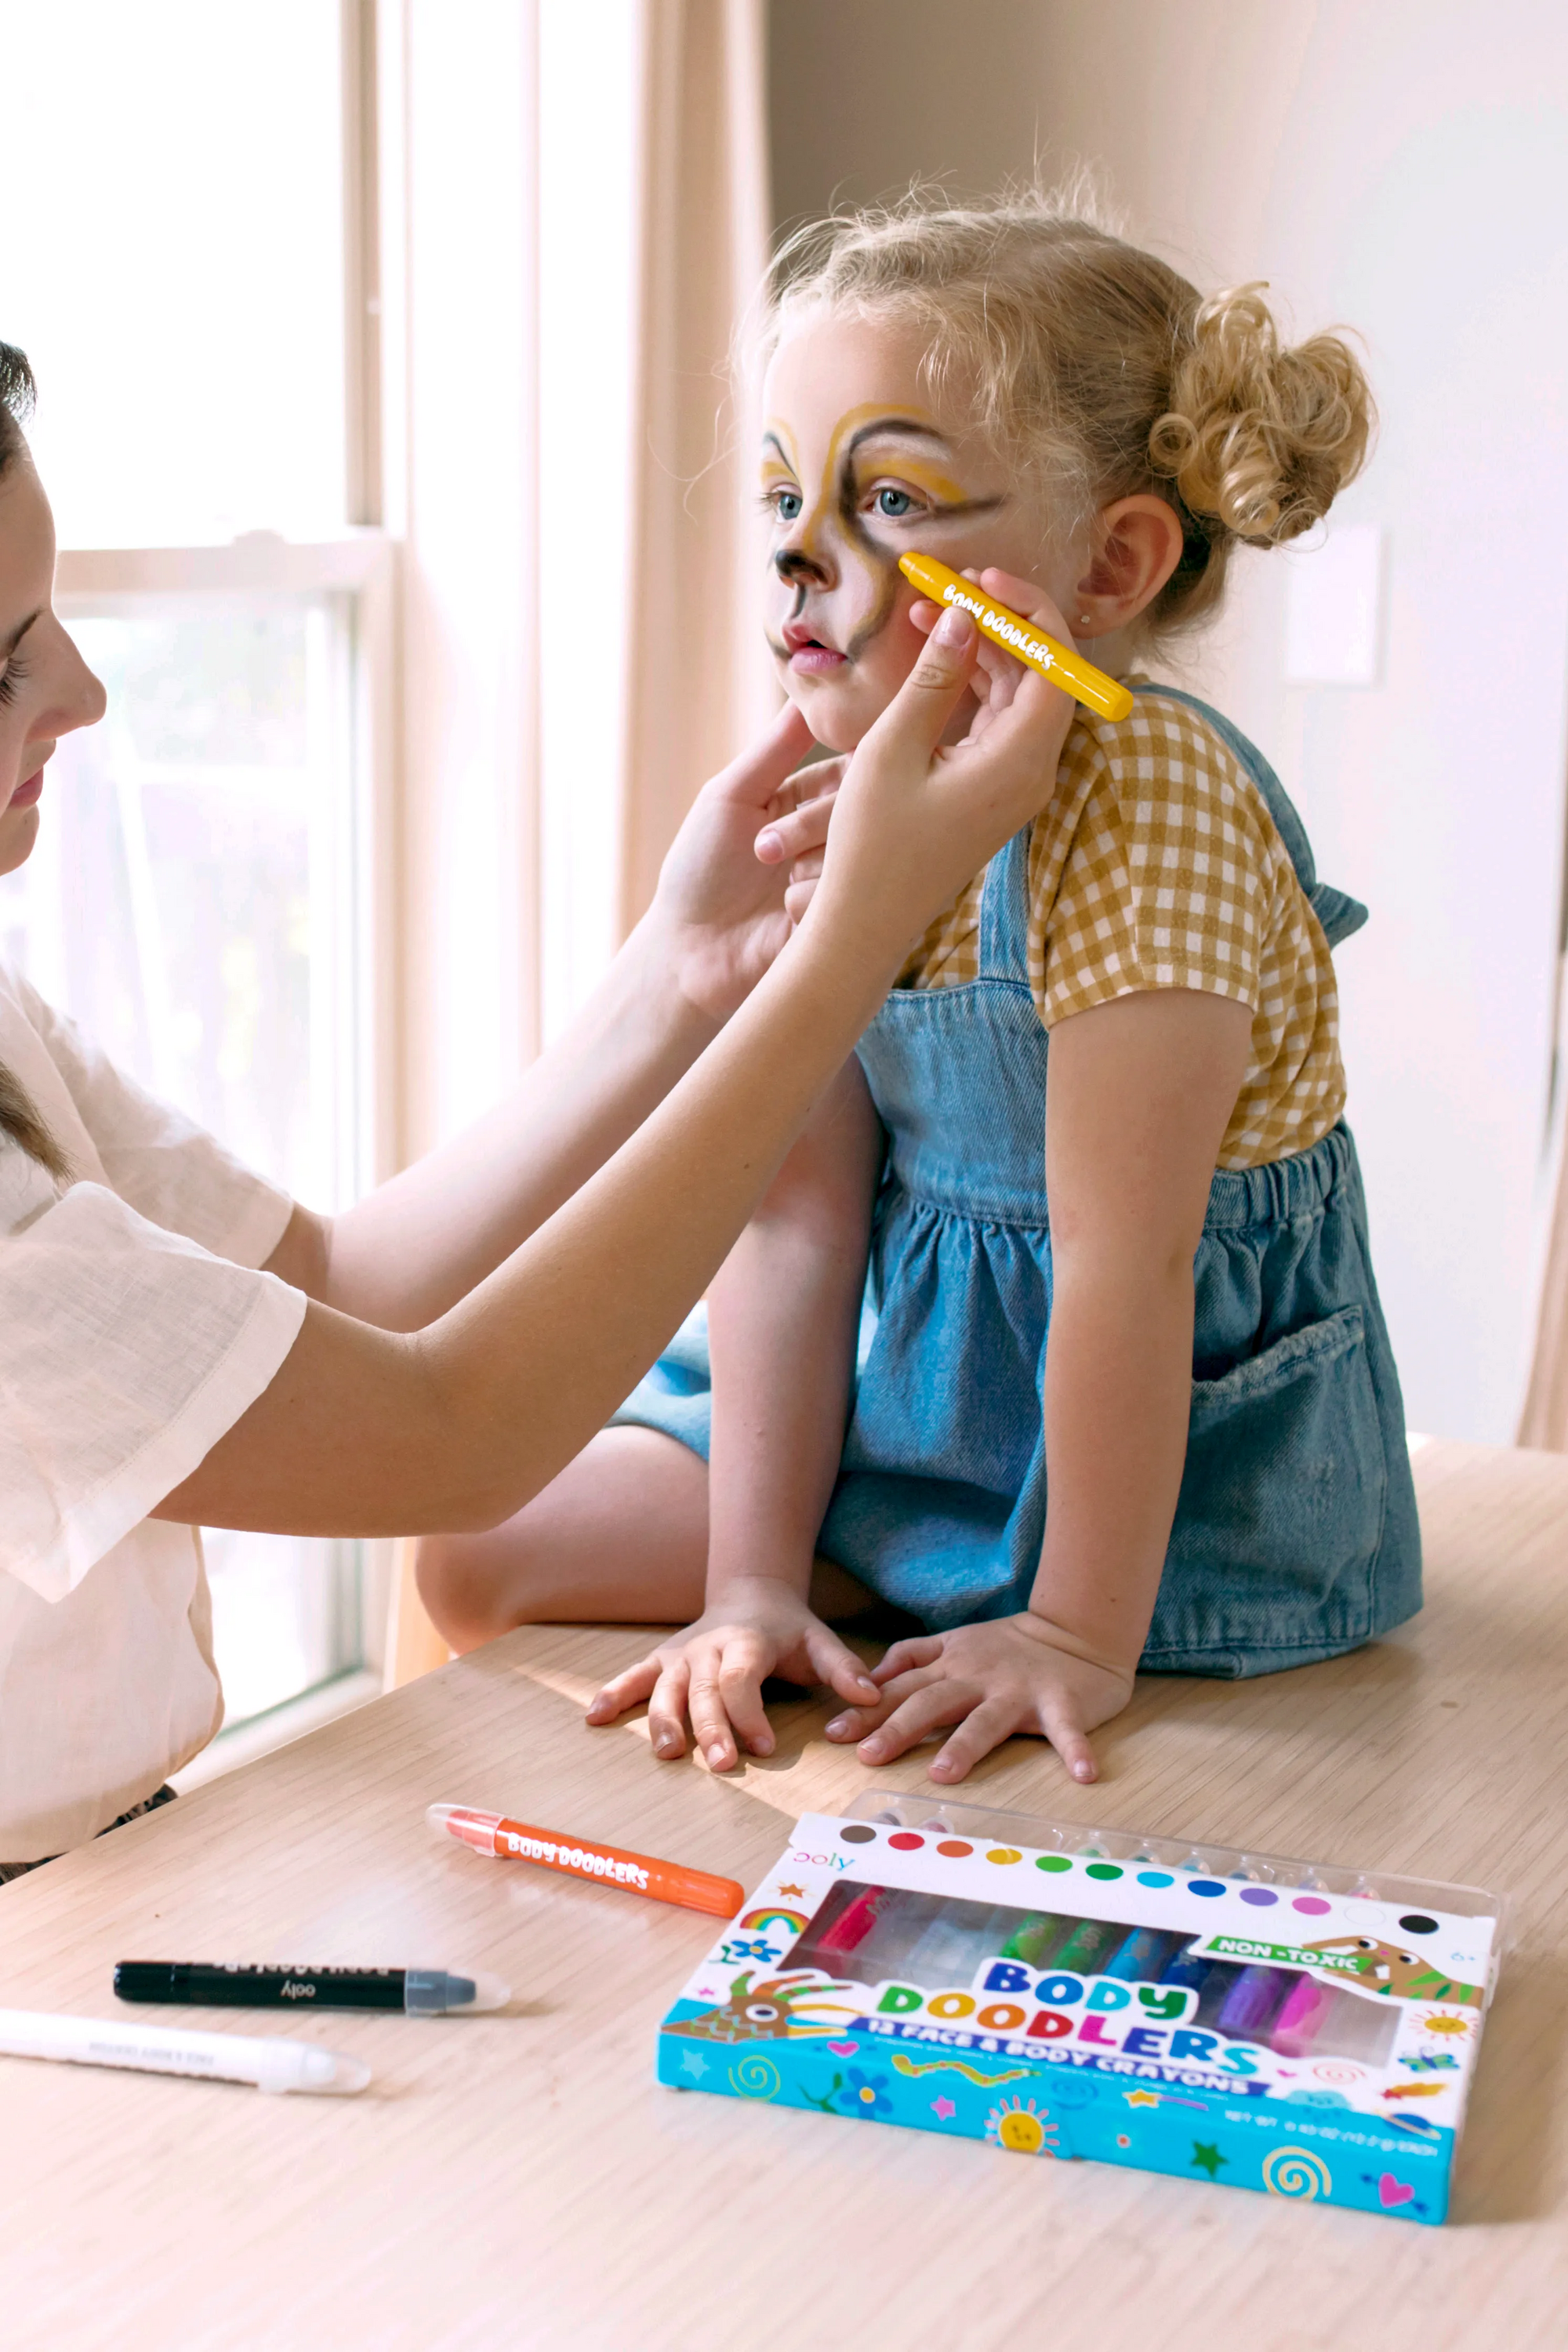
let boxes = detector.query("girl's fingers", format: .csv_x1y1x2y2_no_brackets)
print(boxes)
717,1640,775,1757
856,1679,975,1765
1040,1697,1100,1785
826,1661,943,1742
805,1627,882,1709
927,1697,1021,1784
686,1657,739,1771
870,1635,942,1685
585,1653,662,1725
645,1656,693,1761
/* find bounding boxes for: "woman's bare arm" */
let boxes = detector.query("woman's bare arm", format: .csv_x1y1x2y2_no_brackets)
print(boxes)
157,604,1077,1538
264,709,833,1327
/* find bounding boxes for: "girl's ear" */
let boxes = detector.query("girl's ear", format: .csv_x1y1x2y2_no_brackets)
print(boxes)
1073,497,1185,637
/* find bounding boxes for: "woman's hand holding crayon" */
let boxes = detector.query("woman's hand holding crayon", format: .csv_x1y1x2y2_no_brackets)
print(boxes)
586,1577,881,1773
753,572,1079,933
823,1611,1136,1787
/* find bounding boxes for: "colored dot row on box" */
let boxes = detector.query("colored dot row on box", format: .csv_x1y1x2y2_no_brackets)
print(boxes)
841,1823,1334,1915
845,1824,1447,1937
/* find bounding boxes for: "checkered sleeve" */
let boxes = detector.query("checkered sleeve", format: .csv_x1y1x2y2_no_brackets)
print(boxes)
1029,699,1276,1025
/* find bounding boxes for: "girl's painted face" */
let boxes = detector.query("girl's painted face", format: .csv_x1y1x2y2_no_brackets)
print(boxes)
760,311,1080,751
0,452,105,877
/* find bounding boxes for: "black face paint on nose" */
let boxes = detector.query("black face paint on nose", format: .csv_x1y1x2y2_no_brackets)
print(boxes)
774,543,826,586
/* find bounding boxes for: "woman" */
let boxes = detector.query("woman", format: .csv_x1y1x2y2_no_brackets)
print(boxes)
0,343,1074,1872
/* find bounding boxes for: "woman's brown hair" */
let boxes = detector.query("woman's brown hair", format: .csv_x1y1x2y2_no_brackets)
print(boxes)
0,343,71,1185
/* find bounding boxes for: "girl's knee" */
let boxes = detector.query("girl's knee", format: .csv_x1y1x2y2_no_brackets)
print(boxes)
415,1525,546,1651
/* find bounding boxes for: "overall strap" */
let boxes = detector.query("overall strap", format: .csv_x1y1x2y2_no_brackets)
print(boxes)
977,822,1035,978
1130,683,1369,947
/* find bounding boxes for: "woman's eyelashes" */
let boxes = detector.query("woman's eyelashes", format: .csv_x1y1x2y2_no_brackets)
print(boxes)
0,655,30,712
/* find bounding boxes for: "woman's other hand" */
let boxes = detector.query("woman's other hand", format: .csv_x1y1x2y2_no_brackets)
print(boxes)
648,702,832,1023
823,1612,1135,1785
585,1576,879,1772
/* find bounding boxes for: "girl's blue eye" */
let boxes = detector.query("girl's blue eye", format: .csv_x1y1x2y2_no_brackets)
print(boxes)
874,487,916,517
773,488,803,522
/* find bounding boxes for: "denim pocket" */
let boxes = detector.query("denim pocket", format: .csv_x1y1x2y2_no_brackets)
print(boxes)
1142,1304,1387,1676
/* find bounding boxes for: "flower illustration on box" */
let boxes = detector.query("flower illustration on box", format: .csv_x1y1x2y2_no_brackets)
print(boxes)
838,2068,895,2121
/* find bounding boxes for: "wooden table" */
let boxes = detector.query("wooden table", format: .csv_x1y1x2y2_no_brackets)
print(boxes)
2,1438,1565,2350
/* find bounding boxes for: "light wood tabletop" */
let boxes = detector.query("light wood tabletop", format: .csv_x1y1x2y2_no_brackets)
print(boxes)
1,1436,1564,2352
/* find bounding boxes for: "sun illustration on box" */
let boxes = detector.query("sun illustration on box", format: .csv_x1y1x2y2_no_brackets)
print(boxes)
984,2096,1060,2158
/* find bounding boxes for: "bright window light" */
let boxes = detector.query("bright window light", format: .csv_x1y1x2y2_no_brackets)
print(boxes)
538,3,641,1040
0,600,368,1721
0,0,345,546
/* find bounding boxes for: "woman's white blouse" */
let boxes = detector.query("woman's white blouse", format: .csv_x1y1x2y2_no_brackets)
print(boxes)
0,963,306,1860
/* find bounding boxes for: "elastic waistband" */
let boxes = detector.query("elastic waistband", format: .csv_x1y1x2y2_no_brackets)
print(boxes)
881,1122,1355,1236
1201,1122,1356,1230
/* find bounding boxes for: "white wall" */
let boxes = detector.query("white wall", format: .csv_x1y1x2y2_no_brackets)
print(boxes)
769,0,1568,1441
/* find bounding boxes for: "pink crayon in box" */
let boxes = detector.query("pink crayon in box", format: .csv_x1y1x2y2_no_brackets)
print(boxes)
657,1791,1503,2222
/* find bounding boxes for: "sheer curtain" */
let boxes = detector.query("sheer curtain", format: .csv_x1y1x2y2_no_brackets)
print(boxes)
619,0,775,932
387,0,771,1683
1518,983,1568,1450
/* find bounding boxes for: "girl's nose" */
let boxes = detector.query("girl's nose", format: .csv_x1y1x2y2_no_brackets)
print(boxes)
774,538,834,590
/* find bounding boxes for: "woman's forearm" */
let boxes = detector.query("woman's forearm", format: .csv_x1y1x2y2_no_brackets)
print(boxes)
160,604,1078,1540
1029,1248,1195,1668
158,926,902,1537
314,914,718,1330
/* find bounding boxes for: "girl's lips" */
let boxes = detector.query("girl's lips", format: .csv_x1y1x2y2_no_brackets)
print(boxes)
9,770,43,809
789,646,848,675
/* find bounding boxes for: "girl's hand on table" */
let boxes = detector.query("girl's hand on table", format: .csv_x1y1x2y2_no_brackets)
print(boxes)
823,1612,1135,1786
585,1578,880,1773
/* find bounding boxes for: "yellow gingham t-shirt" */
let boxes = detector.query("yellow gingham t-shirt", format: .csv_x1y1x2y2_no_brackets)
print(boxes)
898,684,1345,1170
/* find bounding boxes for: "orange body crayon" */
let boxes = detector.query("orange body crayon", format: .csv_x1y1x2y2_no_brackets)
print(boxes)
898,551,1134,723
426,1804,744,1920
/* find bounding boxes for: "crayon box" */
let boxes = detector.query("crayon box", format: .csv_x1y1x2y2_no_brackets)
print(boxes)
657,1791,1502,2223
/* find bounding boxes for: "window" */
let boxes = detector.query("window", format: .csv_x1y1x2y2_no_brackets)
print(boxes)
1,2,389,1728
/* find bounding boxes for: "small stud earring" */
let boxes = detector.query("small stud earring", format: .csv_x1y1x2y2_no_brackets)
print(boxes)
1078,614,1091,628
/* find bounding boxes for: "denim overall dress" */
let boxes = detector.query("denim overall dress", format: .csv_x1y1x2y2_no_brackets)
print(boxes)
615,686,1422,1675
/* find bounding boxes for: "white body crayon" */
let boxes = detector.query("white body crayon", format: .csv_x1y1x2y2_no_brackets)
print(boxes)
0,2007,372,2095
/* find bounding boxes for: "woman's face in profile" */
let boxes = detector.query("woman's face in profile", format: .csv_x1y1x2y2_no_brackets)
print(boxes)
0,452,105,877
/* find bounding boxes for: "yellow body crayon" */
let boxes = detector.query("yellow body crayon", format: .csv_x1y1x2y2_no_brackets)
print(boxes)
898,552,1134,724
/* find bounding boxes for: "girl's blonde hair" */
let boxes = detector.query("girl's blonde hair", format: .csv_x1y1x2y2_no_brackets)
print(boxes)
764,187,1374,640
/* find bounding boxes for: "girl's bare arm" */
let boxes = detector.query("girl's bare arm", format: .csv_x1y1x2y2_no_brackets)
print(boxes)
587,1059,885,1766
826,985,1250,1784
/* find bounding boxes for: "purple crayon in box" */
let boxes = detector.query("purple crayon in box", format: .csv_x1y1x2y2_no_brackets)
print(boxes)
657,1791,1503,2223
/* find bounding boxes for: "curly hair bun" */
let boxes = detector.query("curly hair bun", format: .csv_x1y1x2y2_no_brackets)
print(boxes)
1151,284,1373,546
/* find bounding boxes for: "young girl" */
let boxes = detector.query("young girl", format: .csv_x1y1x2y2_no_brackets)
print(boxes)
418,193,1419,1787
